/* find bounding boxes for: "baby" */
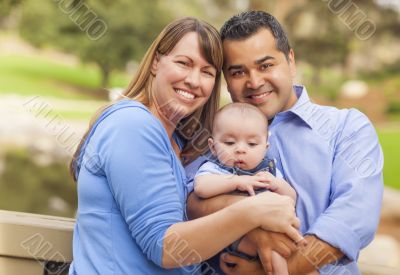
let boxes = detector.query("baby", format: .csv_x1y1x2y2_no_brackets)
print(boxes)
194,102,297,275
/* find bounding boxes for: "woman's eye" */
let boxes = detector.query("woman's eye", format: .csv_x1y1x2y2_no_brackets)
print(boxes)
203,70,215,77
177,61,188,66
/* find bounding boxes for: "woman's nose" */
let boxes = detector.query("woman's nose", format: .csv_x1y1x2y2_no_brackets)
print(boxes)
184,68,200,89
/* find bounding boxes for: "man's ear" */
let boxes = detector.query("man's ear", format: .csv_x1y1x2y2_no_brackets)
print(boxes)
151,52,160,75
288,49,297,78
208,137,217,156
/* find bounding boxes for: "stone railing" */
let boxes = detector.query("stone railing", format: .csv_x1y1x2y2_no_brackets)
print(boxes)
0,210,74,275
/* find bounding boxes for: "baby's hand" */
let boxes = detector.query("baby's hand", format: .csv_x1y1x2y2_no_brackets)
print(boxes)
257,172,298,201
255,171,274,182
236,175,269,196
255,171,283,192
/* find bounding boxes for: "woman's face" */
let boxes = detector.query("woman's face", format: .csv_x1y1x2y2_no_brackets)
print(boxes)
151,32,217,124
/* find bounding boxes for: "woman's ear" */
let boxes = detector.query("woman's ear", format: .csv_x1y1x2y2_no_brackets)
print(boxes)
208,137,217,156
151,52,160,75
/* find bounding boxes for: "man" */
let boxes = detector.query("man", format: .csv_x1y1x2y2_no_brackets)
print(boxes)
185,11,383,275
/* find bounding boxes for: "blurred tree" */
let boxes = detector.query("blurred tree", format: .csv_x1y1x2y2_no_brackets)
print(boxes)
284,1,351,84
0,0,20,17
19,0,173,88
284,0,400,83
0,0,22,28
0,149,77,217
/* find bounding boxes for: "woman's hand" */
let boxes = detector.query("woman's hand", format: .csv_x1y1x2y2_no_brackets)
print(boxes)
249,192,302,242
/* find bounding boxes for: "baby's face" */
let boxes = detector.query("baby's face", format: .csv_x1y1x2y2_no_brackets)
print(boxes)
210,114,268,170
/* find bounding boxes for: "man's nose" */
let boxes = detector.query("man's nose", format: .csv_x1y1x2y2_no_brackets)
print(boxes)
246,70,265,90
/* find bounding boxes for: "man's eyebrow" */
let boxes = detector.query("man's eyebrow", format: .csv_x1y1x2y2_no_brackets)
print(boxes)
226,55,276,70
255,55,275,65
226,64,243,71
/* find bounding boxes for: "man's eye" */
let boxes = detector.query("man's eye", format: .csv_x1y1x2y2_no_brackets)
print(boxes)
260,63,272,71
231,70,244,77
224,141,235,146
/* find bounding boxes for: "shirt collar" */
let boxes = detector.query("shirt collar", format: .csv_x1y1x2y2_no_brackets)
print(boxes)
278,85,315,129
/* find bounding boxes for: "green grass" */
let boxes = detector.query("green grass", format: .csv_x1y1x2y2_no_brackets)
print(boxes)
47,109,97,120
0,54,129,100
378,129,400,189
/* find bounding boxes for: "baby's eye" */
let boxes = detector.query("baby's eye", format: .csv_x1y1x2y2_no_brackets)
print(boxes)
224,141,235,146
248,143,258,147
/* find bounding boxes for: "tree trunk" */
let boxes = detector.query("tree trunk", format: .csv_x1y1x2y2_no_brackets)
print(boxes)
312,66,321,85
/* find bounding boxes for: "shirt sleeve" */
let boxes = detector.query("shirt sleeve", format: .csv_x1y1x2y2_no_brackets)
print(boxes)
100,107,183,267
184,155,207,194
306,109,384,262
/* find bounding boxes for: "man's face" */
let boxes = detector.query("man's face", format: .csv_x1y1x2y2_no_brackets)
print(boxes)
223,28,297,119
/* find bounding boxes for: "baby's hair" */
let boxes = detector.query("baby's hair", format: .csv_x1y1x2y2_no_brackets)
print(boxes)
212,102,268,134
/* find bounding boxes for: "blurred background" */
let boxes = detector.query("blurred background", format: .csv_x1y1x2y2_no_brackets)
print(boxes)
0,0,399,271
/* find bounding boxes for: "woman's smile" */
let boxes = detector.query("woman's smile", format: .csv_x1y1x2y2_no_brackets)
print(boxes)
174,88,196,101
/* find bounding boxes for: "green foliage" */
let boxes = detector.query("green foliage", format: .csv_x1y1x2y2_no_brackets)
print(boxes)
359,64,400,120
293,37,349,70
360,62,400,83
284,0,400,87
386,101,400,115
378,130,400,189
285,2,351,72
0,149,77,217
18,0,173,87
0,0,22,20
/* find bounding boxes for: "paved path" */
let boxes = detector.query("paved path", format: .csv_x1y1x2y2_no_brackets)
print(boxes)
0,94,105,156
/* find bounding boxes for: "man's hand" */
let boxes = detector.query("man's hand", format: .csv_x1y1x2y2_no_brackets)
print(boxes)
220,253,266,275
240,228,301,274
287,235,343,275
220,234,343,275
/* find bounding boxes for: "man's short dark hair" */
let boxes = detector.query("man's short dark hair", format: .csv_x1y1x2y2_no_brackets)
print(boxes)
220,11,291,59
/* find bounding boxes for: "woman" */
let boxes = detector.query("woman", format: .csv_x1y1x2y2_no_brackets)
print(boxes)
69,17,301,274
